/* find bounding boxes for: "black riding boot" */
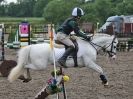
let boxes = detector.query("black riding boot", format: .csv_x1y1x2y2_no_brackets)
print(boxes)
58,46,74,68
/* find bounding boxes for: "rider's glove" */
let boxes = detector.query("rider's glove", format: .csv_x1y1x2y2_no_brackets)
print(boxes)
85,35,91,41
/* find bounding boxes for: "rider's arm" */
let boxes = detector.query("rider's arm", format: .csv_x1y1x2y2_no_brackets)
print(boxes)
69,21,88,39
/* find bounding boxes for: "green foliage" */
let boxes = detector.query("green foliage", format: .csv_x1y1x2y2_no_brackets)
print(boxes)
0,17,44,24
33,0,52,17
0,0,4,3
5,0,36,17
43,0,81,24
94,0,112,24
0,5,5,16
81,3,97,22
8,31,16,43
0,0,133,26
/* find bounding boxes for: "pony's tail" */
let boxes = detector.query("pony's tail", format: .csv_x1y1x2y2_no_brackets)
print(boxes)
8,63,24,82
8,46,30,82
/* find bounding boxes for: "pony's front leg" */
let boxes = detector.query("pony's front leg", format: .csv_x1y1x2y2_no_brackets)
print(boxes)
83,56,108,86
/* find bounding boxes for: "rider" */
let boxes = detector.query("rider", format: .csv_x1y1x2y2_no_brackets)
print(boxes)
56,7,90,68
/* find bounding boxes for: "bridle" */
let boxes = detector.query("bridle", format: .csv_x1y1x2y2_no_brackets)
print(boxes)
89,36,117,57
107,36,117,57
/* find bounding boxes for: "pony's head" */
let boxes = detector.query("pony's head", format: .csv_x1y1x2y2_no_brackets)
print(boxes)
104,35,118,59
91,34,118,59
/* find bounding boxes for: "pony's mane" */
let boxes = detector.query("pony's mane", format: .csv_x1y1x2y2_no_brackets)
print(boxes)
76,33,112,42
92,33,113,39
94,33,111,37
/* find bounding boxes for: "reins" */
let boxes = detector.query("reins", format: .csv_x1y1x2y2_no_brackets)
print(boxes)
88,35,116,55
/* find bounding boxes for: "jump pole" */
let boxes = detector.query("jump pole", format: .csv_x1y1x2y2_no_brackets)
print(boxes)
49,24,57,78
59,67,67,99
0,24,17,77
0,24,5,61
34,24,67,99
49,24,67,99
49,24,60,99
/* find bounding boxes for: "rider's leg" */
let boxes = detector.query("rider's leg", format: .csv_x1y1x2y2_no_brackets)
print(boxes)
56,33,75,67
71,50,78,67
58,45,75,67
70,38,78,67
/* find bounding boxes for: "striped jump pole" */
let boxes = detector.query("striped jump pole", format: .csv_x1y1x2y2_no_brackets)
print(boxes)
34,24,68,99
49,24,60,99
0,24,18,77
34,24,59,99
49,24,67,99
0,24,5,61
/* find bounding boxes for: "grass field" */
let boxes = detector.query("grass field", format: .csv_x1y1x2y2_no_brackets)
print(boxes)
0,17,45,25
0,17,49,34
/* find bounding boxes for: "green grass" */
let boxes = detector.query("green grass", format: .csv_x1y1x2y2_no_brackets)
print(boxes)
0,17,47,34
0,17,45,25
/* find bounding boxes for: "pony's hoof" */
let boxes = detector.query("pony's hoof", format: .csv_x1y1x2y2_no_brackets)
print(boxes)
18,75,31,83
23,78,32,83
102,82,108,86
103,82,111,88
104,82,108,85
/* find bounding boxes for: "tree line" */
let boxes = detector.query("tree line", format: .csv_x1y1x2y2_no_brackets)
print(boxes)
0,0,133,25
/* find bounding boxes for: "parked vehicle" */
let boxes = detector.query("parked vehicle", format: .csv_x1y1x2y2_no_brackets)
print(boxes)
99,15,133,37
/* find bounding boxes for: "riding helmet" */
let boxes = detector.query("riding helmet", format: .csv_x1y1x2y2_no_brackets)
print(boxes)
72,7,84,17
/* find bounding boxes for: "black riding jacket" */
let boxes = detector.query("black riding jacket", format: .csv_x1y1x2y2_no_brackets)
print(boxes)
57,17,87,38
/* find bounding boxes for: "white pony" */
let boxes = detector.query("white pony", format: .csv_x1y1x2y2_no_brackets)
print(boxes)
8,33,118,86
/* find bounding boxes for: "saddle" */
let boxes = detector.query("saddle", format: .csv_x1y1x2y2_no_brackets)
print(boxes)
55,39,78,67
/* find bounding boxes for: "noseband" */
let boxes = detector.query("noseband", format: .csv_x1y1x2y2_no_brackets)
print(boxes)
106,36,117,57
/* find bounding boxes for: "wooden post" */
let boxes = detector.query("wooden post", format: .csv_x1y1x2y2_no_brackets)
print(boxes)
60,68,67,99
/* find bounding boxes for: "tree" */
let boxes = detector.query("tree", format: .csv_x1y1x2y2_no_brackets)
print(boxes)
115,0,133,15
6,2,18,16
1,0,133,25
81,3,97,22
7,0,36,17
43,0,81,24
94,0,112,24
0,5,5,16
0,0,4,4
33,0,51,17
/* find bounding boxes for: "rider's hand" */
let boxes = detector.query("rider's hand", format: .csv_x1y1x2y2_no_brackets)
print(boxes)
86,35,91,41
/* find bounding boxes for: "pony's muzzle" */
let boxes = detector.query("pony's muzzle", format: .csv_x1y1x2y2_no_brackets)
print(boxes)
111,54,117,60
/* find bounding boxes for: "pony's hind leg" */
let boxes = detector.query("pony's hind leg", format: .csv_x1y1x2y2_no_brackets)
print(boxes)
23,68,32,82
19,68,32,83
